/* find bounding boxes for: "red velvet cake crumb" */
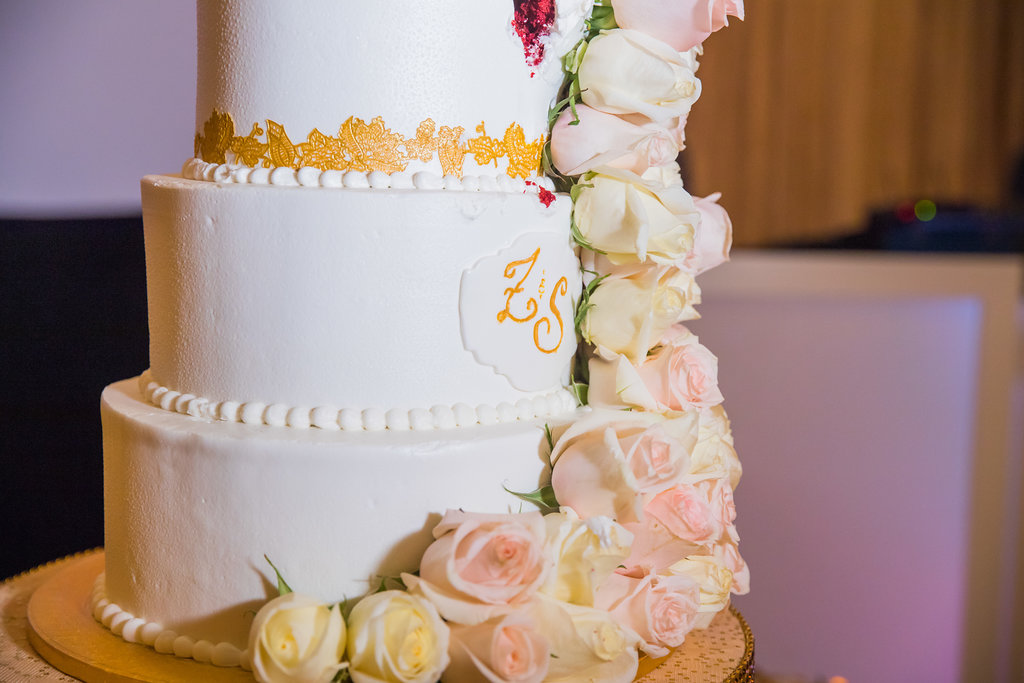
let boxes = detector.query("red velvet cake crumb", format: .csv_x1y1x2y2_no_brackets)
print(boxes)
512,0,557,69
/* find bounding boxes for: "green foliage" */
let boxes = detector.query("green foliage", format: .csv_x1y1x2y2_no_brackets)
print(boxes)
504,483,560,513
264,555,293,596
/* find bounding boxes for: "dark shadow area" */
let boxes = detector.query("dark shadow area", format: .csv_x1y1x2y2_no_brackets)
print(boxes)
1,216,147,578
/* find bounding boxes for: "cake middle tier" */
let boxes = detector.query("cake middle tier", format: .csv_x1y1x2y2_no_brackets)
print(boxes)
141,176,579,430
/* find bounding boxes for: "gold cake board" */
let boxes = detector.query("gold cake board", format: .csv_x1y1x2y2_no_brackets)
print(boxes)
21,550,753,682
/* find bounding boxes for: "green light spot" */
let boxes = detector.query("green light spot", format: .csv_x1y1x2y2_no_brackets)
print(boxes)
914,199,937,222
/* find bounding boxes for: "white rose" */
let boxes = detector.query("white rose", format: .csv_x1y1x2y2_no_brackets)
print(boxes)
582,264,701,362
541,508,633,606
346,591,450,683
248,592,346,683
527,596,641,683
689,407,742,489
574,168,699,266
579,29,701,123
668,555,733,628
685,192,733,275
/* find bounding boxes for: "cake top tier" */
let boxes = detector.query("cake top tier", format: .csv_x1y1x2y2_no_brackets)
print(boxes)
192,0,590,180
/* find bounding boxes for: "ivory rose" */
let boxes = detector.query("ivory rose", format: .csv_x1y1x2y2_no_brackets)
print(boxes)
573,168,700,265
540,509,633,606
582,265,701,362
528,597,641,683
686,193,733,274
550,105,680,176
689,407,742,489
588,326,723,413
594,570,701,657
443,613,549,683
404,510,548,625
346,591,449,683
669,555,734,628
248,592,346,683
579,29,701,123
550,409,699,523
613,0,745,52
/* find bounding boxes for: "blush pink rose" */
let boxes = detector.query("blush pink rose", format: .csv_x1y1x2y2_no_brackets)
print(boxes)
404,510,549,626
550,105,680,176
550,410,700,524
713,540,750,595
645,483,721,545
613,0,745,52
684,193,733,275
700,478,737,531
636,327,724,410
443,612,549,683
594,570,701,657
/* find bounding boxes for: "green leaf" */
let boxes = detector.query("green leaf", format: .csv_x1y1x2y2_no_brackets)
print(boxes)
504,484,559,512
571,381,589,406
264,555,292,596
544,423,555,454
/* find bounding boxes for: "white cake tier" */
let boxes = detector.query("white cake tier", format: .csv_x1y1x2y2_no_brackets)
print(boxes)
194,0,590,178
142,175,580,429
102,379,574,651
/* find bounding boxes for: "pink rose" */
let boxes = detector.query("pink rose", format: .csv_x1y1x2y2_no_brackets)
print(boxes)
613,0,745,52
550,410,700,524
550,105,680,176
684,193,732,275
637,327,724,410
444,613,549,683
713,540,750,595
594,570,701,657
700,478,737,531
645,483,721,545
404,510,549,625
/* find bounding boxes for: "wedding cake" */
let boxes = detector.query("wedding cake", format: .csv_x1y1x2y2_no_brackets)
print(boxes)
92,1,748,681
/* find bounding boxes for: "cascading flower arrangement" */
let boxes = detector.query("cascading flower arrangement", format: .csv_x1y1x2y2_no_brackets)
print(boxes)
244,2,745,682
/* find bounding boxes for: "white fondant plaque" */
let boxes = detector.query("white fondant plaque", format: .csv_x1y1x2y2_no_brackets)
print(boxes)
460,232,581,391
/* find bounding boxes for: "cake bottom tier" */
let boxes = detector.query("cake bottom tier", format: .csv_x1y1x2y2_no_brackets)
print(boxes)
101,379,568,651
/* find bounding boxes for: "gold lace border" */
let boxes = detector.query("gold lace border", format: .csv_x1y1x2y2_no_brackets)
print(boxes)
194,110,545,179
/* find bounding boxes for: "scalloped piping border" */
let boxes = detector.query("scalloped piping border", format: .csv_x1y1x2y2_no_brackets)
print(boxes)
181,157,557,195
138,371,579,431
91,572,251,670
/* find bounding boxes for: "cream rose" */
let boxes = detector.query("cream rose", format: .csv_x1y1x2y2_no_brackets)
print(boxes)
443,612,549,683
579,29,701,123
404,510,548,625
248,592,346,683
613,0,745,52
346,590,449,683
528,597,641,683
689,407,742,489
540,509,633,606
668,555,733,628
550,106,680,176
594,570,701,657
550,409,699,524
573,168,699,265
582,265,701,362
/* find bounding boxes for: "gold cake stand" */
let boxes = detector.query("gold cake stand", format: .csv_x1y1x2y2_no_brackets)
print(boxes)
5,550,753,682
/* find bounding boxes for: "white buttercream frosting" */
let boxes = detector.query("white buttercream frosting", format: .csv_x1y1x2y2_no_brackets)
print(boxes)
91,572,250,670
138,371,577,431
180,157,555,194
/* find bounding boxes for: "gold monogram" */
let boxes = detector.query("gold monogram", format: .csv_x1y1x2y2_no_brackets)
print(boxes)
193,110,544,178
497,248,567,355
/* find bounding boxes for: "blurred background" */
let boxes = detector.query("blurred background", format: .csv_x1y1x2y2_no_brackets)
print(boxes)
2,1,1023,682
